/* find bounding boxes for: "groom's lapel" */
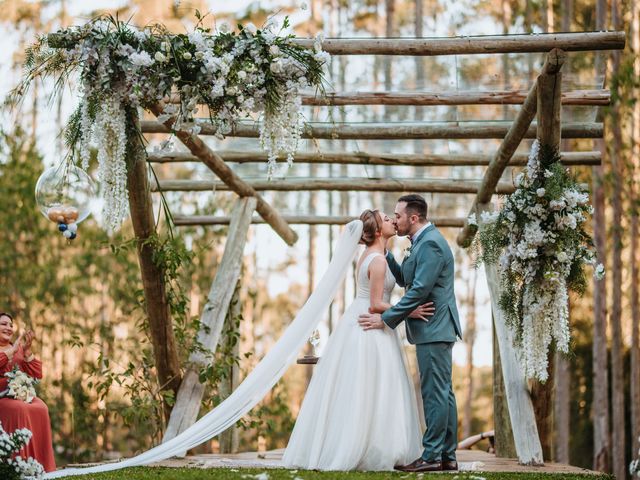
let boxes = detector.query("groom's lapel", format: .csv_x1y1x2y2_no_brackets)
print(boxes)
411,223,435,251
401,224,435,267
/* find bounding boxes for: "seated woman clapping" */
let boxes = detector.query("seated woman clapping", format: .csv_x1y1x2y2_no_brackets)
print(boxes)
0,312,56,472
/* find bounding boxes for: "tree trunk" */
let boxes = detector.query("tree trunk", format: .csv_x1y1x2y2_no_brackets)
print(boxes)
542,0,555,32
591,0,611,473
557,4,572,454
305,164,318,384
609,4,626,480
630,0,640,460
125,109,182,419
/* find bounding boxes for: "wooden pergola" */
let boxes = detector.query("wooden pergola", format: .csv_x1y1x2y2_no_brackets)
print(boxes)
123,31,624,464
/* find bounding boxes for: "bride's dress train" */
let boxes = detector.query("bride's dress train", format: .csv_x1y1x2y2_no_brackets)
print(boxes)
282,253,422,471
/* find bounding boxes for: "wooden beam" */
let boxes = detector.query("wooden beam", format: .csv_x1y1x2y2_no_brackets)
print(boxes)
457,49,567,247
168,89,610,106
481,204,544,466
124,109,182,417
301,89,610,106
147,150,602,166
152,178,517,194
172,215,466,227
140,120,602,140
147,104,298,246
48,31,625,56
289,32,625,55
163,197,257,450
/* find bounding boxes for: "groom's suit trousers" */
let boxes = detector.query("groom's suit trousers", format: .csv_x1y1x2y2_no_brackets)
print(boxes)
416,341,458,463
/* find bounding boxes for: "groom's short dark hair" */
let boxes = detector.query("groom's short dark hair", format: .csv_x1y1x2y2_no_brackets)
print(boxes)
398,194,428,220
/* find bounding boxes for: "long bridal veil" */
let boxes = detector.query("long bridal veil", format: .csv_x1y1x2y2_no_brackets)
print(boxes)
46,220,364,478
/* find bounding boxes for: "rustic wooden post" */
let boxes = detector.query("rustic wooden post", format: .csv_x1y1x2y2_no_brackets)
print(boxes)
479,203,544,466
457,48,567,247
530,48,565,462
125,108,182,417
163,196,257,448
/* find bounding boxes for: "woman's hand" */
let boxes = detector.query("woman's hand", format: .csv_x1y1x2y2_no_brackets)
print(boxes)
4,333,23,361
409,302,435,322
21,330,35,358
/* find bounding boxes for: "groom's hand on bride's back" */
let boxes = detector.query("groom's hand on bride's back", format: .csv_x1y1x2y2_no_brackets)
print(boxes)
408,302,435,322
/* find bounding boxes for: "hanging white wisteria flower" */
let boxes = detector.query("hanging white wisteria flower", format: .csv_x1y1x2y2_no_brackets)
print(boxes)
472,140,604,382
0,422,44,480
14,13,328,230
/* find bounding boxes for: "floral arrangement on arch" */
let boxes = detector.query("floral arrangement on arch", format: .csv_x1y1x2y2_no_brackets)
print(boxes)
14,13,328,231
471,140,604,382
0,423,44,480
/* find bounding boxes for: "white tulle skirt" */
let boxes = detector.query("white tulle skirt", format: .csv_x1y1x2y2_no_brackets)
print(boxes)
282,297,423,471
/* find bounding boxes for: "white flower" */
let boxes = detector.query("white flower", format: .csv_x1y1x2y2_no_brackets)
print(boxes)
536,188,546,197
270,59,284,74
182,52,192,60
160,41,170,51
245,22,258,35
557,252,568,263
300,2,308,10
595,263,605,280
218,22,230,34
514,172,524,187
154,51,166,62
195,51,205,60
129,50,154,67
269,45,281,56
480,210,499,224
466,213,478,226
237,70,247,80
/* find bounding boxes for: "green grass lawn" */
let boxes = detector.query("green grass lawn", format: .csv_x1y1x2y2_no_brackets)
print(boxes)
77,467,612,480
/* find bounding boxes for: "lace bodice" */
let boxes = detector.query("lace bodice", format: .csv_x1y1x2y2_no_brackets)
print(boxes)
356,252,396,302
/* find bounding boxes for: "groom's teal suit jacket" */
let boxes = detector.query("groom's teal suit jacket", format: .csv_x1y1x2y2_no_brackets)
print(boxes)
381,224,463,344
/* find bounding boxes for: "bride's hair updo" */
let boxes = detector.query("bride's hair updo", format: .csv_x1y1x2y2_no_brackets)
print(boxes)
359,209,382,246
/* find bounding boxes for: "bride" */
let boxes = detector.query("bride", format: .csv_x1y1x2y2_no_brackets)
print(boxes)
282,209,434,471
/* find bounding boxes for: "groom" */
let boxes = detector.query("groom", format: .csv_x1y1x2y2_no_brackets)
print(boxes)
358,194,463,472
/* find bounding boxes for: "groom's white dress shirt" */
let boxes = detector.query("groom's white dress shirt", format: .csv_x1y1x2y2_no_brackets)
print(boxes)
410,222,432,244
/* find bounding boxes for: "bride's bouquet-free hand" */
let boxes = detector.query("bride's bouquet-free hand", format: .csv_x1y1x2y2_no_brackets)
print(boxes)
5,367,38,404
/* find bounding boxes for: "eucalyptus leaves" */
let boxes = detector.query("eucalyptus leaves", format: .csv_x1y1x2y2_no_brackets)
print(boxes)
472,141,604,382
17,14,328,231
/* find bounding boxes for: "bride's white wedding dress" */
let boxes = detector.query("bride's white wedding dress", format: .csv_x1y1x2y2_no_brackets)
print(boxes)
282,252,423,471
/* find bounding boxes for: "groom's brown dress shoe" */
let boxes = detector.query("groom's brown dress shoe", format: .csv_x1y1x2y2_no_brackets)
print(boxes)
442,460,459,471
394,458,442,472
